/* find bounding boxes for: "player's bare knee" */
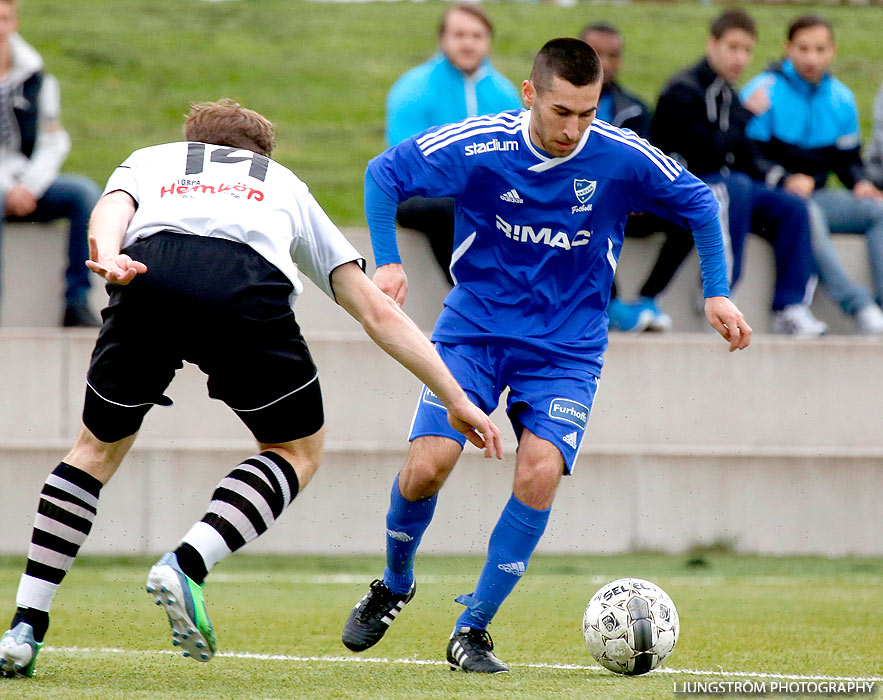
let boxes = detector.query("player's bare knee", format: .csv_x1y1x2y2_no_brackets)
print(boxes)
63,424,136,484
399,437,460,499
260,427,324,490
513,458,563,510
399,461,448,499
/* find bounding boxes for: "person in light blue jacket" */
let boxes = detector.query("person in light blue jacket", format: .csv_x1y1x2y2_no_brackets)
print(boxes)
742,14,883,334
385,3,521,284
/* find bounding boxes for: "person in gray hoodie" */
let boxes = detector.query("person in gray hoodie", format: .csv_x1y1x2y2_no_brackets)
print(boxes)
0,0,100,326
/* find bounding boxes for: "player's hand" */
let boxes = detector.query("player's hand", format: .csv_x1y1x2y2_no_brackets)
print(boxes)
85,236,147,285
853,180,883,201
4,185,38,218
373,263,408,306
783,173,815,198
447,397,503,460
704,296,752,352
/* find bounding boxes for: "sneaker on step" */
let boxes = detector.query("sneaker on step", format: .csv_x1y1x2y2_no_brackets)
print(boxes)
855,304,883,335
0,622,42,678
771,304,827,337
342,579,416,652
636,297,673,332
607,298,654,333
146,552,216,662
446,626,509,673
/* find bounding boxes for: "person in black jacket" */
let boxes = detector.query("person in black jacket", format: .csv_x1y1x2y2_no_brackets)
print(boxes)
651,9,826,336
581,22,693,332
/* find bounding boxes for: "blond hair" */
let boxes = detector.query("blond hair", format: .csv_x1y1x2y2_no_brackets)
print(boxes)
184,99,276,156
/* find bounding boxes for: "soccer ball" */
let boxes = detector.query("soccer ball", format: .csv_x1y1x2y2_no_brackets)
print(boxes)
582,577,679,675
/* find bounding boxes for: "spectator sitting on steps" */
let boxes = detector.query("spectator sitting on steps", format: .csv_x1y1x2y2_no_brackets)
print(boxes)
0,0,101,327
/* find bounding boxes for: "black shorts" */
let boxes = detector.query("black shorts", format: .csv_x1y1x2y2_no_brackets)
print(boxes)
84,232,323,444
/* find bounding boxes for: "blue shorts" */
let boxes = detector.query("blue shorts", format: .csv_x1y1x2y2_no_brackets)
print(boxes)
409,342,599,473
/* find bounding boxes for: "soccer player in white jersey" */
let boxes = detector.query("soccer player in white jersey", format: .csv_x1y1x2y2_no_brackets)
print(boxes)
342,39,752,673
0,99,503,679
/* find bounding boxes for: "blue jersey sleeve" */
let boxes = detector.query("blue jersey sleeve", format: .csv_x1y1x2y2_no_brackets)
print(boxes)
367,130,471,203
628,151,729,297
365,170,401,266
365,126,472,267
691,217,730,298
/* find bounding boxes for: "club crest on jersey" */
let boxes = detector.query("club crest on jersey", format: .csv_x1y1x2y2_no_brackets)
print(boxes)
549,398,590,430
574,179,596,204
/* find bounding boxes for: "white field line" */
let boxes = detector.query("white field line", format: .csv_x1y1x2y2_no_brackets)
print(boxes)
100,572,881,587
40,646,883,683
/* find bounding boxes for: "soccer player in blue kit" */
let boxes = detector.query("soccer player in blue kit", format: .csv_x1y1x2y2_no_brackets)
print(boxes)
342,38,752,673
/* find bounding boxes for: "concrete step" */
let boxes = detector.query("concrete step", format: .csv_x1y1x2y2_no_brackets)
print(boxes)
2,227,881,557
2,328,881,556
614,231,878,336
1,223,879,335
0,225,449,332
1,329,881,451
0,444,878,556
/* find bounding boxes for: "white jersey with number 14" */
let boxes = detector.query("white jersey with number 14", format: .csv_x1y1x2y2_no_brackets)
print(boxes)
102,141,364,301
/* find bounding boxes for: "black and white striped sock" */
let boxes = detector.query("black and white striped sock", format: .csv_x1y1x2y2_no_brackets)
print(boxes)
175,452,299,583
14,463,102,639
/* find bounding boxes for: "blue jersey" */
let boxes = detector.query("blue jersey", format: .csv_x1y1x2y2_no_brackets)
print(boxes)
368,109,726,374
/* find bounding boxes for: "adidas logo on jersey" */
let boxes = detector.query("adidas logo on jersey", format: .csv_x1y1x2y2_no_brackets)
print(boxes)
499,189,523,204
563,431,578,449
497,561,526,577
386,529,414,543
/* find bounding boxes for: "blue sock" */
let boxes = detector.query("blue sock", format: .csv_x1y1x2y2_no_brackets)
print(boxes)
455,494,550,630
382,473,438,594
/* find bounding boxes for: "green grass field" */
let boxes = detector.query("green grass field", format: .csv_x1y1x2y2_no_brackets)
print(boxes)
17,0,883,225
6,3,883,696
0,553,880,698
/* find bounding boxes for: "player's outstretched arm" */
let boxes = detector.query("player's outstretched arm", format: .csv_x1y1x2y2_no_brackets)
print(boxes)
705,296,752,352
85,190,147,285
332,262,503,458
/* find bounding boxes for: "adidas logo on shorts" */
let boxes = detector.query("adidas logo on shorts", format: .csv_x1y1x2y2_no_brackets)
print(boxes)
497,561,526,577
499,189,523,204
563,431,578,449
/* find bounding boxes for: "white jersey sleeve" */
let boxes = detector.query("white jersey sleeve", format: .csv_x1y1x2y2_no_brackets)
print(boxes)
103,152,139,201
100,141,363,302
289,190,366,300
